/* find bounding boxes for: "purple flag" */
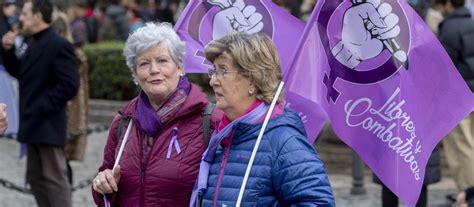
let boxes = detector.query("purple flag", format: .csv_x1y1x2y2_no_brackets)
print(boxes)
174,0,304,75
176,0,327,142
286,0,474,205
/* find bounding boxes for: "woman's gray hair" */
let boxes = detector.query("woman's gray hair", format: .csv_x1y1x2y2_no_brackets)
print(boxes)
123,22,186,74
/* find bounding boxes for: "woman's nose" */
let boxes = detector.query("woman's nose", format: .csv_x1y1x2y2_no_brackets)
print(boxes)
149,62,160,73
209,74,218,87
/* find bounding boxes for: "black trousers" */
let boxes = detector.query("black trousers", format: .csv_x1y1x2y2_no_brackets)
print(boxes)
382,184,427,207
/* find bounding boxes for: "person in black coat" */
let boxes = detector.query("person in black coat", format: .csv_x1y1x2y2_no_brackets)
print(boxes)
1,0,79,206
438,0,474,91
437,0,474,202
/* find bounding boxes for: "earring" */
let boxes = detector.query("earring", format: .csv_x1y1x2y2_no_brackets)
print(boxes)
249,90,254,95
132,77,138,86
179,73,185,77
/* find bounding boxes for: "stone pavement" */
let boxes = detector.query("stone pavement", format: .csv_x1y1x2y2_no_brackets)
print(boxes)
0,128,459,207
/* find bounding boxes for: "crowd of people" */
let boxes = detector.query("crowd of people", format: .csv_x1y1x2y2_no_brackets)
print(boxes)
0,0,473,206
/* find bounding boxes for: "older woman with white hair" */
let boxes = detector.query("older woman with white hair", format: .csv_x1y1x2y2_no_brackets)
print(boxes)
91,22,220,206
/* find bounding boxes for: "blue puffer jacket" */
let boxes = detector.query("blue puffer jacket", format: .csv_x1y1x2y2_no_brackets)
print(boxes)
201,108,335,206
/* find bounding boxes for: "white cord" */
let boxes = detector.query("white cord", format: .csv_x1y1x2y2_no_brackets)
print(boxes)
236,81,285,206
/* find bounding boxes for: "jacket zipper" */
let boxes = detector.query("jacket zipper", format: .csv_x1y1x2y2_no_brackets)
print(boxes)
140,128,164,206
139,129,145,207
213,133,234,207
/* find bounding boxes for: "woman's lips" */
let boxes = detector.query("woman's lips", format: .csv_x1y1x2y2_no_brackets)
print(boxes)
214,91,223,97
149,79,163,84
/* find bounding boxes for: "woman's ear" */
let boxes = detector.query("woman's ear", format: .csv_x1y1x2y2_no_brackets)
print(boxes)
177,65,185,77
248,83,257,96
132,74,138,86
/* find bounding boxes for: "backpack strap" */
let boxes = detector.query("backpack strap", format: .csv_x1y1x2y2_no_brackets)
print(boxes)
198,102,215,206
116,116,131,142
202,102,215,147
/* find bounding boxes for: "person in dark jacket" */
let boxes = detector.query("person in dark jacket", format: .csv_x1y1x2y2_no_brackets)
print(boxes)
438,0,474,91
105,0,129,41
0,103,7,134
190,32,335,206
1,0,80,206
91,22,221,206
437,0,474,199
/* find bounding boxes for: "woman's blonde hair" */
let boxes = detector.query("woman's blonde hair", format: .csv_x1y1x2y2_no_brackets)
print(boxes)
51,9,73,44
205,32,284,104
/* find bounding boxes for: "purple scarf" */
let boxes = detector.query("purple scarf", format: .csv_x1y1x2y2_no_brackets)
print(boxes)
189,103,269,207
136,77,190,138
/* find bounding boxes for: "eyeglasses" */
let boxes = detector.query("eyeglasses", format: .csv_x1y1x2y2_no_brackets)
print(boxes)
208,68,240,79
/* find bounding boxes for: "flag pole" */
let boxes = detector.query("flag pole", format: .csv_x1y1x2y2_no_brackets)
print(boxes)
103,120,133,207
113,121,133,172
236,81,284,206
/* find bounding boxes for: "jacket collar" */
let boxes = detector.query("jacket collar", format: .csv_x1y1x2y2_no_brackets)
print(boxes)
20,27,54,74
32,27,52,40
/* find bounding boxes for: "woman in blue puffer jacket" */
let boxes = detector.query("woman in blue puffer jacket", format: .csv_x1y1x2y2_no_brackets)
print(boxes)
190,32,335,207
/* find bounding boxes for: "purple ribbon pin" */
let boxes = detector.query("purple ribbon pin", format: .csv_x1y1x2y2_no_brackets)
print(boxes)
166,127,181,159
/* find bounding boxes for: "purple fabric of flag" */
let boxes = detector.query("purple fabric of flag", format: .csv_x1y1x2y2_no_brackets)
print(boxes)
175,0,327,142
174,0,304,75
285,0,474,206
283,90,327,143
